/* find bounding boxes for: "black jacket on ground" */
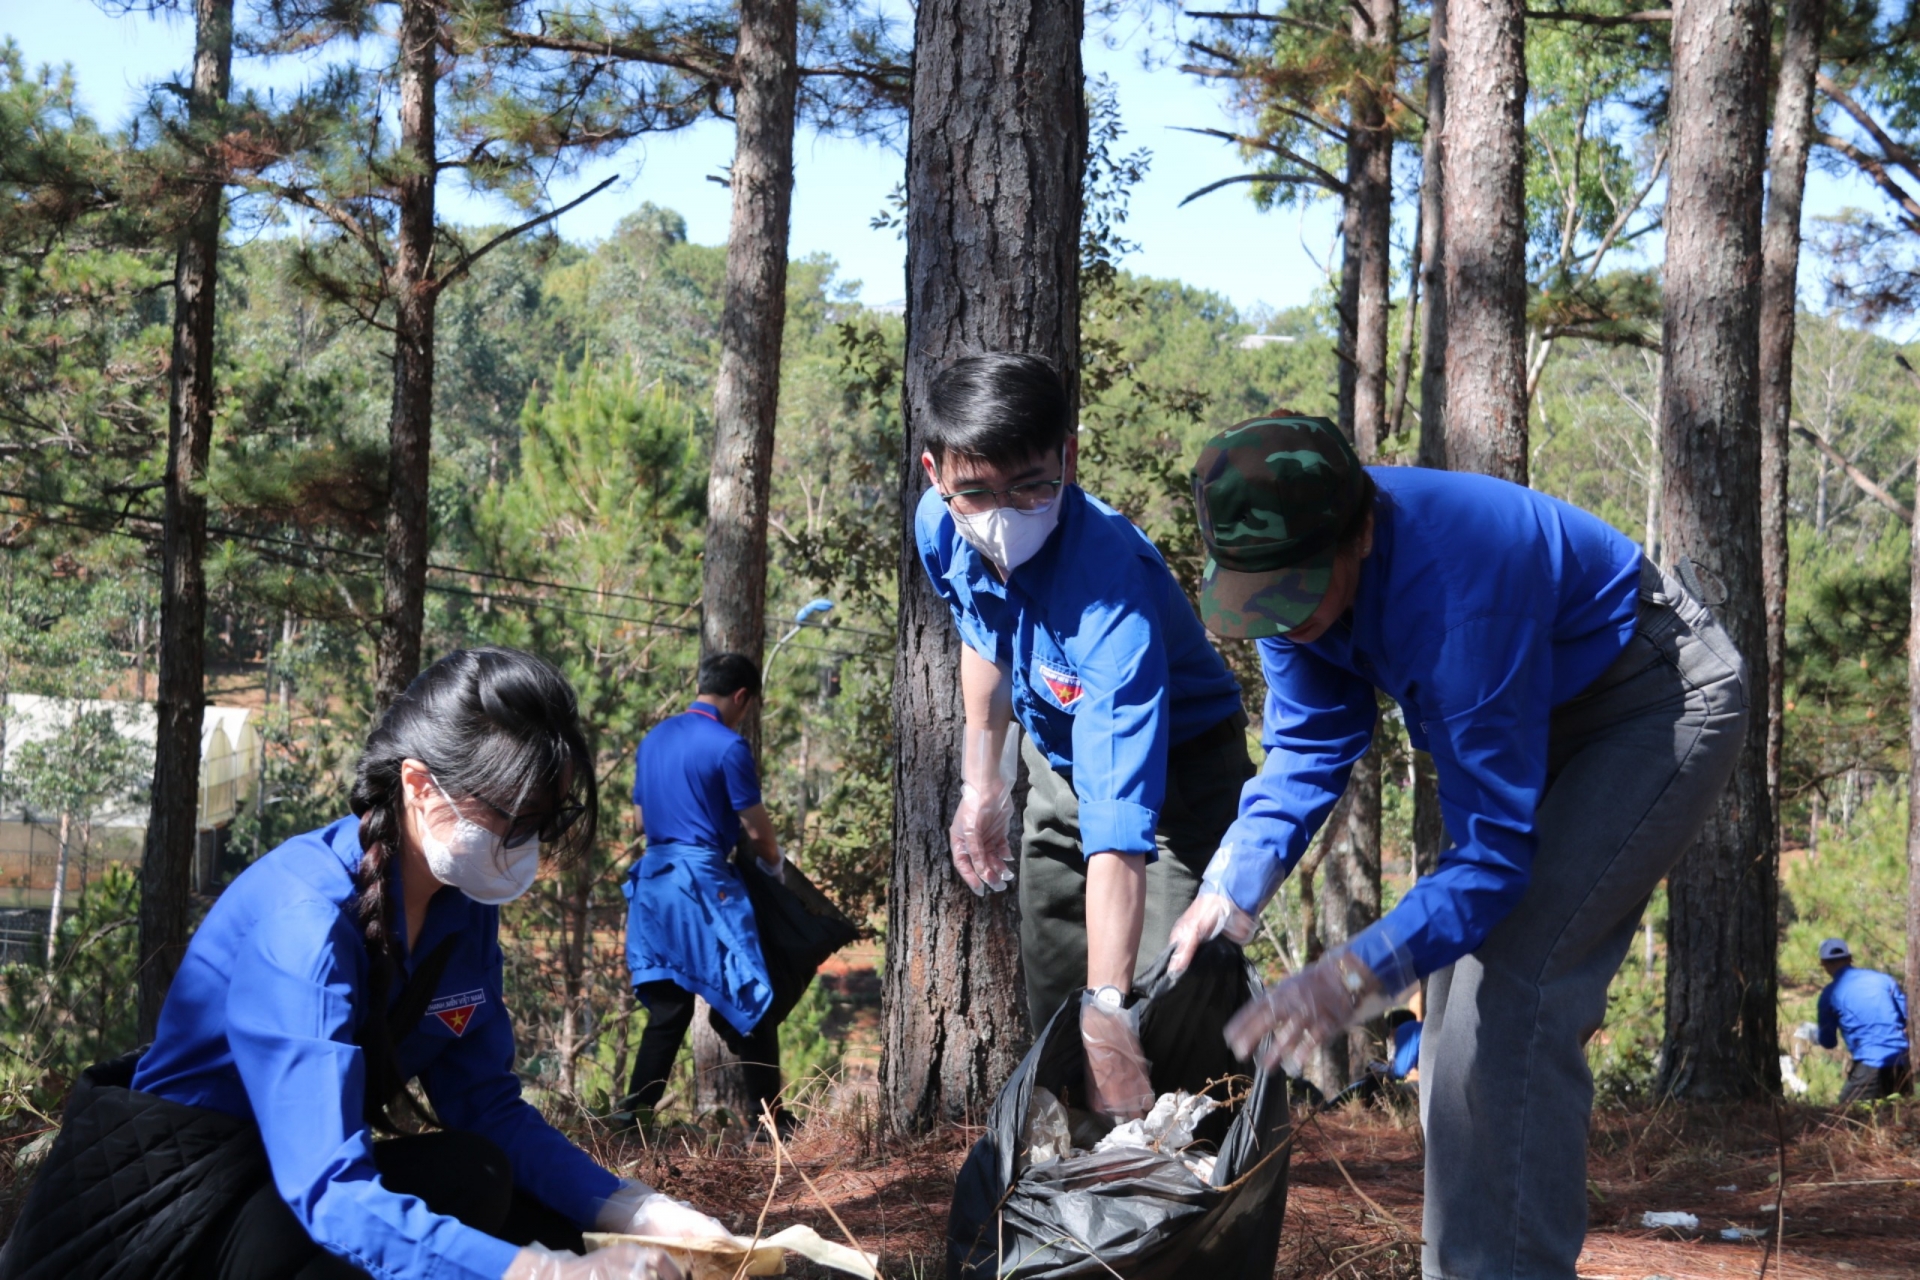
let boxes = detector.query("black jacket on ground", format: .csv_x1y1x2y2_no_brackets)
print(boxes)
0,1049,269,1280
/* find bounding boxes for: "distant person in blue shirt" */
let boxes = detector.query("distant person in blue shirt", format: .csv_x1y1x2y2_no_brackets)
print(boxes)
1167,416,1749,1280
1388,993,1423,1082
76,649,725,1280
618,652,788,1133
1816,937,1912,1104
913,353,1253,1122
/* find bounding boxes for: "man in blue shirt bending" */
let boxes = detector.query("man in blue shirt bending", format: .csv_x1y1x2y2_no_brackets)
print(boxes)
1168,415,1748,1280
618,652,787,1131
914,353,1252,1121
1816,937,1912,1104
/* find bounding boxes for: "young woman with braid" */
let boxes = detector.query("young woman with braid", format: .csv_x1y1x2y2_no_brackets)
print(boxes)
3,648,728,1280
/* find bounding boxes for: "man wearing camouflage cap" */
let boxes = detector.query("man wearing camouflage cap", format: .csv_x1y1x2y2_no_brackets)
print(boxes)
1165,415,1749,1280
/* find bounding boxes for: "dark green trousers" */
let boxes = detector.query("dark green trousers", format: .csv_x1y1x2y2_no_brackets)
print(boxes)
1017,717,1255,1034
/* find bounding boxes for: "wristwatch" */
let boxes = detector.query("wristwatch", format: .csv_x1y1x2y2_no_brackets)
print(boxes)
1091,984,1127,1012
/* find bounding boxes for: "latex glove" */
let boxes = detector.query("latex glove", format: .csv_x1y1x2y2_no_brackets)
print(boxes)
594,1180,733,1241
504,1243,684,1280
755,846,786,885
949,724,1018,895
1224,943,1398,1075
1081,985,1156,1121
1166,887,1258,979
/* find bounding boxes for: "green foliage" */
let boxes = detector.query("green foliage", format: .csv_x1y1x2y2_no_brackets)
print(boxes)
0,863,140,1114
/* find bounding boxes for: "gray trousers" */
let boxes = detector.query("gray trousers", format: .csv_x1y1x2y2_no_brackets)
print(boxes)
1420,560,1748,1279
1018,719,1255,1034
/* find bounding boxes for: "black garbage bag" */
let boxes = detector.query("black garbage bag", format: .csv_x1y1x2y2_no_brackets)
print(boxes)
709,861,863,1048
947,940,1291,1280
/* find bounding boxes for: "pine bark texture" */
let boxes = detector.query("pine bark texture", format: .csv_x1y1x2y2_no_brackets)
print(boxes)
139,0,233,1038
1758,0,1825,827
1343,0,1397,463
1310,770,1383,1094
1438,0,1527,483
880,0,1083,1131
374,0,441,712
1908,414,1920,1068
1416,0,1448,471
691,0,800,1118
701,0,799,672
1657,0,1778,1100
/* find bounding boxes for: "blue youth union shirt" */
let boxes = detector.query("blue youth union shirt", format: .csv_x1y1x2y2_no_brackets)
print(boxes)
1818,966,1910,1068
1212,467,1642,983
131,817,617,1280
631,704,763,854
915,483,1243,856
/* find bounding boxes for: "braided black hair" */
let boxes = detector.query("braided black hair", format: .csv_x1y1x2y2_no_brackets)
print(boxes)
348,646,599,1129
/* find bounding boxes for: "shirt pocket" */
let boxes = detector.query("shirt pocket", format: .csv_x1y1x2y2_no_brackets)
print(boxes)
1032,656,1087,714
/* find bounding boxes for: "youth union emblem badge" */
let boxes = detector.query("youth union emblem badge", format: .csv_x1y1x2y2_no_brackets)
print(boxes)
1036,662,1084,709
426,988,486,1037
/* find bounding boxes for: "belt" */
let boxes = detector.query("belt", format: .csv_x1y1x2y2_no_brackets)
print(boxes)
1169,711,1247,763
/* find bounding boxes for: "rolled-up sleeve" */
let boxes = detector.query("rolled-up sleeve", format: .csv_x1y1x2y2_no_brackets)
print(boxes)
1208,639,1377,914
1350,614,1554,982
227,903,520,1280
1067,601,1171,856
422,927,619,1225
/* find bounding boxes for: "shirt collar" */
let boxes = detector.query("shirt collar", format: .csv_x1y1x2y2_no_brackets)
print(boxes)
686,702,724,724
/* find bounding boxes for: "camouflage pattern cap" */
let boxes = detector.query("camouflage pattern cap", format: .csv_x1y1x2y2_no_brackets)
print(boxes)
1191,414,1365,638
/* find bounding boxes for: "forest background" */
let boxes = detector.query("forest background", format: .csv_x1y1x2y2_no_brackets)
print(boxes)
1,0,1920,1168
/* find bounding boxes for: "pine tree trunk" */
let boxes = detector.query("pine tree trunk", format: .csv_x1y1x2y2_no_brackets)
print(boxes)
139,0,232,1038
880,0,1082,1131
1438,0,1527,483
1759,0,1825,831
701,0,799,676
1909,424,1920,1068
1656,0,1777,1100
1416,0,1448,471
46,810,71,967
689,0,801,1120
1310,767,1383,1093
1346,0,1396,463
374,0,440,712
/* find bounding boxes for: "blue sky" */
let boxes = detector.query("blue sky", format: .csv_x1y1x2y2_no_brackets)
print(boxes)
4,3,1886,317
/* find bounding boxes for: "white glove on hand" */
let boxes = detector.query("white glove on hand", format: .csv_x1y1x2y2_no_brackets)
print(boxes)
755,846,785,885
1081,986,1156,1121
1224,944,1398,1075
950,725,1018,895
504,1243,683,1280
1166,887,1258,979
594,1181,733,1241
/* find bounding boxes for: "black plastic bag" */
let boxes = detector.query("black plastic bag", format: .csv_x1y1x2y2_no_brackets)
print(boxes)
947,940,1291,1280
709,861,862,1048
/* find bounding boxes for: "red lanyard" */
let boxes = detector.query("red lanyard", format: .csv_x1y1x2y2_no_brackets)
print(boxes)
687,705,722,725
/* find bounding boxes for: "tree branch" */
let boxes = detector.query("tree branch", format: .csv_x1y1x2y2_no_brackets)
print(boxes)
1793,422,1913,525
429,175,619,297
1817,73,1920,181
1818,133,1920,228
495,29,735,85
1179,172,1341,207
1524,8,1671,25
1172,126,1349,192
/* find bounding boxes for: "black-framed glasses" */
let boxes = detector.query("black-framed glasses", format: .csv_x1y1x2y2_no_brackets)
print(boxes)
936,476,1064,516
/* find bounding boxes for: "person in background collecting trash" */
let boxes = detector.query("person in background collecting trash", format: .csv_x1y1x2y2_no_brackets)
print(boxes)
4,648,724,1280
913,352,1254,1122
615,652,792,1135
1816,937,1912,1104
1166,416,1748,1280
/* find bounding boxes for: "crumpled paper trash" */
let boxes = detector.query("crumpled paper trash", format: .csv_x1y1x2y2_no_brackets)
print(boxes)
1720,1226,1769,1241
1022,1086,1073,1166
1092,1090,1222,1156
584,1225,879,1280
1639,1211,1699,1231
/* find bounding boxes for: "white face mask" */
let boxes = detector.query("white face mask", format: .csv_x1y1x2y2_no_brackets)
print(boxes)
952,497,1063,575
420,777,541,905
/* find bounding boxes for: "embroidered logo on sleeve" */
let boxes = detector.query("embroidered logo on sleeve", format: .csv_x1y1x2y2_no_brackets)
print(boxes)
426,988,486,1037
1035,661,1085,709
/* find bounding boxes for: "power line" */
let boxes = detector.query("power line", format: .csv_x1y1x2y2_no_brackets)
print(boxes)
0,489,892,654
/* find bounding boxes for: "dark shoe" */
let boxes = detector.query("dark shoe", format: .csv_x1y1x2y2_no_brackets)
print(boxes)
749,1107,799,1143
605,1102,658,1135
